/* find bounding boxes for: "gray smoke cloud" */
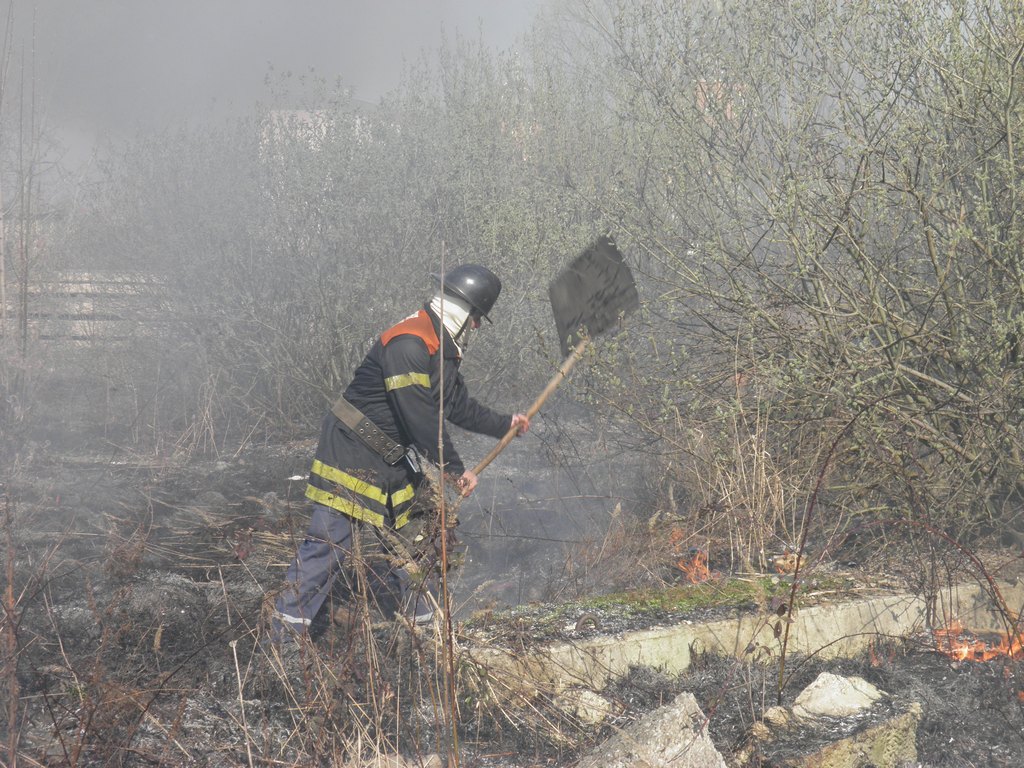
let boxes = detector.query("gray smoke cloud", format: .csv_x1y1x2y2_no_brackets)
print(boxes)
8,0,539,161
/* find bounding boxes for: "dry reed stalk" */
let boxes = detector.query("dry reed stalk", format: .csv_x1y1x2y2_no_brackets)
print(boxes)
230,639,256,768
3,494,20,767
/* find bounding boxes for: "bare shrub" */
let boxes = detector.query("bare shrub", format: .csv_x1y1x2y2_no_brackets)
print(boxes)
672,397,812,575
544,503,682,600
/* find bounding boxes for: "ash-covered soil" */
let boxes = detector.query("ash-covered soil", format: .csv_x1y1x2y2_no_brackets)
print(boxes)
3,440,1024,766
683,645,1024,767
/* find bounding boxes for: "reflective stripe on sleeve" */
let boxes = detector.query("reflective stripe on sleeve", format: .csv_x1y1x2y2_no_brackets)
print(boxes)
384,372,431,391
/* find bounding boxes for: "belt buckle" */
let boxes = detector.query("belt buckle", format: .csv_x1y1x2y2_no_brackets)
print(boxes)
383,443,407,465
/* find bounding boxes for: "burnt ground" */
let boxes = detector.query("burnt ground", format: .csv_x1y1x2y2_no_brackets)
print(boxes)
692,648,1024,767
3,438,1024,766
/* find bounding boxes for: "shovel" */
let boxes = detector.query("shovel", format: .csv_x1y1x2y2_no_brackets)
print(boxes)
472,235,640,476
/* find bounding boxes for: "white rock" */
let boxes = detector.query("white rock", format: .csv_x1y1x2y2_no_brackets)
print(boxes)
763,705,790,727
554,687,618,726
576,691,726,768
792,672,884,719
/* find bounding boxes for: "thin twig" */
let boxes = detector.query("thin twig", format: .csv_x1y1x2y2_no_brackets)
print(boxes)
230,639,256,768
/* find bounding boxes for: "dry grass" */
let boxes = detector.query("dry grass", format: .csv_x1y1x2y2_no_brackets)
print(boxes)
0,468,455,766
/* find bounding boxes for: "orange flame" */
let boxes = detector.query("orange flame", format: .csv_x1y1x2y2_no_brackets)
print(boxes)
868,638,898,668
934,620,1024,663
669,528,715,583
677,548,711,583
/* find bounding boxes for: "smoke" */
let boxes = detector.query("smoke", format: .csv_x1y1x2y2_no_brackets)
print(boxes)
7,0,540,164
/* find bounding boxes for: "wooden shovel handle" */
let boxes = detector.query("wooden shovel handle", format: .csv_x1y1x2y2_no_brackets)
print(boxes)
471,337,590,477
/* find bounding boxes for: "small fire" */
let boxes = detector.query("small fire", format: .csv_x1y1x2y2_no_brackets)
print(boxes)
868,638,898,668
669,529,713,583
934,619,1024,663
677,548,711,583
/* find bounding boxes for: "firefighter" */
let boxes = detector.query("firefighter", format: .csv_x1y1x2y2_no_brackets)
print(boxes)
272,265,529,642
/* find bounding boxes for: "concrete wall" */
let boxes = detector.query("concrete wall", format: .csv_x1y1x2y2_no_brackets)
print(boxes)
465,580,1024,696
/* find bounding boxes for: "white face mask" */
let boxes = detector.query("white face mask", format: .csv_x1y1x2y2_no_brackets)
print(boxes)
430,294,474,348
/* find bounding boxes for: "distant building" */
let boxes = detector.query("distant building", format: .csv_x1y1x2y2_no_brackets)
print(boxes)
1,271,169,345
260,99,378,155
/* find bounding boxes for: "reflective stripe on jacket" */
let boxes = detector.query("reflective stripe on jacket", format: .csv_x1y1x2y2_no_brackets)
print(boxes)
305,413,417,529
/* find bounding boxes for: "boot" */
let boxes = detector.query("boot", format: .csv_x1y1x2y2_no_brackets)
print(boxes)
332,603,363,631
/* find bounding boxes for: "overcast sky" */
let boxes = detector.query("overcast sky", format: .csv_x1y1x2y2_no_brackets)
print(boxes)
7,1,543,161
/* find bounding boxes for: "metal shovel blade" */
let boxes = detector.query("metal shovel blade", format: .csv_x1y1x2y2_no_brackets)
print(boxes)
471,235,639,477
548,235,640,357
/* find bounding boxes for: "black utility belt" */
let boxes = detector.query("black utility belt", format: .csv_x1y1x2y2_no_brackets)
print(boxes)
331,397,407,465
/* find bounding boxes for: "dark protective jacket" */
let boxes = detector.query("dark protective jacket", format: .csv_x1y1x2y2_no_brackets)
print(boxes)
305,306,512,529
347,307,511,472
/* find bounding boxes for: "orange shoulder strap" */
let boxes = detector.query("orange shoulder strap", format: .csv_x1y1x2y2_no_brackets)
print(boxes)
380,310,440,354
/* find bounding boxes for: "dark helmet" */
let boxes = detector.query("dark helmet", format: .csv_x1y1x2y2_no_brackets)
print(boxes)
432,264,502,322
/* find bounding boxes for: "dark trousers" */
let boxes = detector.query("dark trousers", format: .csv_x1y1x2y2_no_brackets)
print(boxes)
273,503,445,641
273,503,410,637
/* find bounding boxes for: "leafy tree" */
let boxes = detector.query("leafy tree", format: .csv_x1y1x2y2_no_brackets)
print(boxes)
552,0,1024,565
